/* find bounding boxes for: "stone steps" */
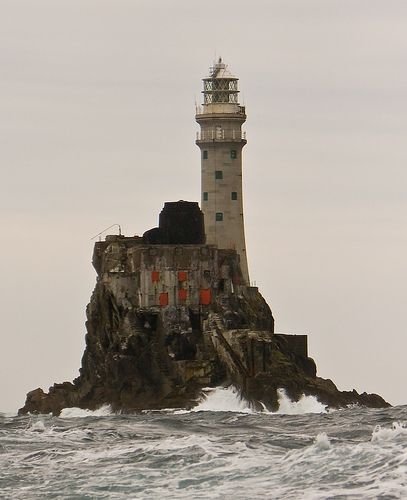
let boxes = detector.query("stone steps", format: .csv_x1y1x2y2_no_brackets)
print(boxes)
209,313,250,380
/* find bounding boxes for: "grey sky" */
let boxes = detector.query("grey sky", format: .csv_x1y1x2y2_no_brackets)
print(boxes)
1,0,406,412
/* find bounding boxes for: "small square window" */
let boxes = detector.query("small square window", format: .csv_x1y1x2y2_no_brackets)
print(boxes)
215,170,223,180
230,150,237,159
231,192,238,200
203,192,208,201
203,150,208,159
216,212,223,222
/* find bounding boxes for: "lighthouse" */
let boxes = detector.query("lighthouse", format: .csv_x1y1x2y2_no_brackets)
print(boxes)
196,58,250,285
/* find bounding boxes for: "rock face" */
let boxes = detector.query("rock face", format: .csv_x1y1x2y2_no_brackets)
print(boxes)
19,203,389,415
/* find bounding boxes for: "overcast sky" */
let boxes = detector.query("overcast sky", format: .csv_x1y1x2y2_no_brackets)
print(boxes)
1,0,406,412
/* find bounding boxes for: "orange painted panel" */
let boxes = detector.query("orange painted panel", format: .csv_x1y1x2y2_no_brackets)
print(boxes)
178,288,187,301
159,292,168,306
151,271,160,283
178,271,188,282
199,288,211,305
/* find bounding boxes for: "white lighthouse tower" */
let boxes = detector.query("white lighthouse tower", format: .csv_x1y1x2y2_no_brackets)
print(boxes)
195,58,250,285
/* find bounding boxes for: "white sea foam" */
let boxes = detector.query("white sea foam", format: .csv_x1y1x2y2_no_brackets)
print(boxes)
59,405,112,418
185,386,327,415
314,432,331,450
29,420,47,433
192,386,253,413
371,422,407,443
275,388,327,415
56,388,326,416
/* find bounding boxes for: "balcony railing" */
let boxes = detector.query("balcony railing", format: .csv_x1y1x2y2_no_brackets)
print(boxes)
195,105,246,115
196,129,246,141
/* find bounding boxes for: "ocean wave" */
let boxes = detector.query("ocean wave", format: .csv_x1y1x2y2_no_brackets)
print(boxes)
275,388,327,415
29,420,47,433
59,405,113,418
2,405,407,499
313,432,331,450
189,386,327,415
192,386,253,413
371,421,407,443
0,411,18,418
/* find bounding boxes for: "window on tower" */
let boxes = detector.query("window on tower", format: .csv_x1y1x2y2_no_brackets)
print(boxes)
203,150,208,159
216,212,223,222
231,192,238,200
203,192,208,201
230,150,237,159
215,170,223,180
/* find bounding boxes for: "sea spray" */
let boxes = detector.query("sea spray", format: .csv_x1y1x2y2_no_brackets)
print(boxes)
59,405,113,418
275,388,327,415
193,386,253,413
185,386,327,415
371,421,407,443
313,432,331,450
52,387,328,418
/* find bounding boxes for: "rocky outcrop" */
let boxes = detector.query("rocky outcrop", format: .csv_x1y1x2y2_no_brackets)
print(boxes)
19,228,389,415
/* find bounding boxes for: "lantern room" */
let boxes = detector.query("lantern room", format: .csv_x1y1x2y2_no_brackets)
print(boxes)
202,57,239,104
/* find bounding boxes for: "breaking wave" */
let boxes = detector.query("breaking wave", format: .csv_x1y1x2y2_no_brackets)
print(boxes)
193,386,253,413
371,421,407,443
59,405,113,418
275,388,327,415
39,387,326,419
191,386,327,415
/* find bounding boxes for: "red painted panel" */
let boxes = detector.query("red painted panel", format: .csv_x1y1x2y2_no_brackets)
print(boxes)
151,271,160,282
178,288,187,301
199,288,211,305
178,271,188,282
159,292,168,306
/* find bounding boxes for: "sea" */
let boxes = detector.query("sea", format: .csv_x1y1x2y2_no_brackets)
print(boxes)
1,387,406,499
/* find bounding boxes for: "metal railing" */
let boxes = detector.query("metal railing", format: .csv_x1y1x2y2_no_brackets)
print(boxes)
196,130,246,141
91,224,122,241
195,104,245,115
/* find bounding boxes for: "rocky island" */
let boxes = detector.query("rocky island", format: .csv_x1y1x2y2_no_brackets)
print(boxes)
19,201,388,415
19,59,389,415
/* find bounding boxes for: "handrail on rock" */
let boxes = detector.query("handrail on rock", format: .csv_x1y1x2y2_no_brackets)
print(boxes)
91,224,122,241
